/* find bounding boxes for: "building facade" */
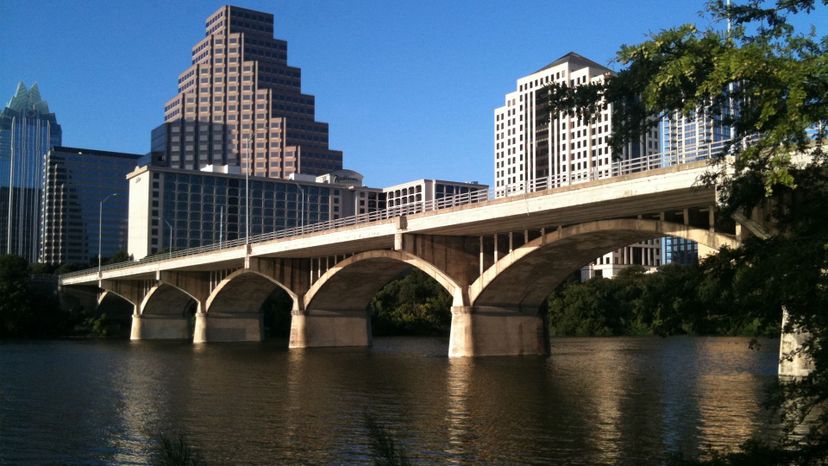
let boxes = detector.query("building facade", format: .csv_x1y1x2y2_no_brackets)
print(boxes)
659,107,732,266
154,5,342,178
493,53,662,280
0,82,62,262
383,179,487,212
126,165,382,260
494,52,660,197
580,240,662,281
39,147,142,265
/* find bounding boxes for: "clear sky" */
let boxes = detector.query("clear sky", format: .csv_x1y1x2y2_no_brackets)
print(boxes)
1,1,824,188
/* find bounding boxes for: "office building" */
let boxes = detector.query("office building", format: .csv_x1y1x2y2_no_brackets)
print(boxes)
383,179,487,212
580,240,662,280
126,165,382,260
494,52,660,197
39,147,142,265
0,82,62,262
154,5,342,178
659,107,732,265
494,53,661,280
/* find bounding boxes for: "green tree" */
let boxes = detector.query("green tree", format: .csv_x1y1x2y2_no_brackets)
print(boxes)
0,255,33,338
369,270,452,336
546,0,827,461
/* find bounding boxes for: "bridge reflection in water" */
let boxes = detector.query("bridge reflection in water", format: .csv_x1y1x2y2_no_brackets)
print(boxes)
0,337,778,464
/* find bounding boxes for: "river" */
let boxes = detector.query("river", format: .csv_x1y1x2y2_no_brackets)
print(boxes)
0,336,779,464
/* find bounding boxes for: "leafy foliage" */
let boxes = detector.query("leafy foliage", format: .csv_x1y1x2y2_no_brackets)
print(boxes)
369,270,452,336
548,263,778,337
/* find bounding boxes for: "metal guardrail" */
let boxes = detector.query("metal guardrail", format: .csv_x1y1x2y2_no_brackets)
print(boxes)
60,140,731,281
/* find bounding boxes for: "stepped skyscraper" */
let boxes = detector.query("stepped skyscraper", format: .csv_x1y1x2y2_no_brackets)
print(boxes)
153,5,343,178
0,82,62,262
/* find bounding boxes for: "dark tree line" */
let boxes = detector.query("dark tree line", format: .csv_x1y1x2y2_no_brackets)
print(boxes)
548,263,778,338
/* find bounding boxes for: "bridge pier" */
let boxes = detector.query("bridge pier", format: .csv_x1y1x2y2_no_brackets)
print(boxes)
288,310,371,349
448,306,548,357
129,313,190,340
193,312,263,342
778,309,814,377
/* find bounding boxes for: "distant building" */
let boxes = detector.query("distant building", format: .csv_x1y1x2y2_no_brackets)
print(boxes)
493,53,662,280
659,107,732,266
580,240,661,281
126,165,382,260
154,5,343,178
39,147,142,265
383,179,487,212
0,82,62,262
493,52,660,197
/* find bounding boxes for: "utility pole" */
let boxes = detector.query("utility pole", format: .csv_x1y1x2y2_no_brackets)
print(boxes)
98,192,118,278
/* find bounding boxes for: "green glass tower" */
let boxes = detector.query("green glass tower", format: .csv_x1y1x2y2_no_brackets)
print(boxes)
0,82,62,262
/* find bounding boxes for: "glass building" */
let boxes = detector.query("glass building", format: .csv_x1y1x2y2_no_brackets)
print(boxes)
127,165,384,259
0,82,62,262
39,147,142,265
659,106,732,266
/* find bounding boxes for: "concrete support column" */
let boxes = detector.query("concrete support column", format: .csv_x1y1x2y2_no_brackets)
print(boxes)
288,309,371,349
197,312,263,342
448,305,548,358
779,308,814,377
129,313,189,340
193,312,207,343
129,311,142,341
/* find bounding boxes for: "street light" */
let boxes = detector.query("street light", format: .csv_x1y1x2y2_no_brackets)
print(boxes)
164,219,173,259
218,205,225,249
293,182,305,233
244,137,251,246
98,193,119,278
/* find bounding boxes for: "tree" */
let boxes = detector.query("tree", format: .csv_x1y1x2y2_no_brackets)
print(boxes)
546,1,827,461
0,255,33,338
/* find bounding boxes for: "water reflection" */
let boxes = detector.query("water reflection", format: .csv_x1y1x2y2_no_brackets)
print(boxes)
445,358,472,461
0,337,778,464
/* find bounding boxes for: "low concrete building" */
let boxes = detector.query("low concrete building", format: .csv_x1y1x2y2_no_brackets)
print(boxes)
383,179,487,211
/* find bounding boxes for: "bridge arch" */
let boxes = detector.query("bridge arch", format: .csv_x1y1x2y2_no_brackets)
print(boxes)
303,250,465,312
95,290,136,336
470,219,738,309
139,282,200,317
98,289,136,308
206,269,300,315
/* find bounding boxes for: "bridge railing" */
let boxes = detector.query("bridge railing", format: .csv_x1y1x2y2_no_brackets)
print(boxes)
495,139,731,197
59,185,493,280
60,140,731,281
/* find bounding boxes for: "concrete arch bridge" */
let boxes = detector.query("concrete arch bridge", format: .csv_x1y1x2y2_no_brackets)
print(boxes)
62,161,750,357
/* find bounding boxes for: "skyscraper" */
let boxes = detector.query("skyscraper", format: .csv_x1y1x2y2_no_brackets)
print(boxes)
39,147,141,265
494,53,662,280
494,52,660,197
154,5,343,178
0,82,62,262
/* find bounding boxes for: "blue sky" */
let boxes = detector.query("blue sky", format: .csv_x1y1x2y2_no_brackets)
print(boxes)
1,1,824,187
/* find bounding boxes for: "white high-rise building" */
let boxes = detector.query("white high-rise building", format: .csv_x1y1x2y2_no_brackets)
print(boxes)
494,52,662,280
494,52,660,197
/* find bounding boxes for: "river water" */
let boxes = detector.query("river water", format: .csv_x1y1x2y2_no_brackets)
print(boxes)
0,337,779,464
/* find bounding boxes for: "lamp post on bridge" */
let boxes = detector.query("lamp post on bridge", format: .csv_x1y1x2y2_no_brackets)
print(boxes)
98,192,119,279
164,219,173,259
293,182,305,234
